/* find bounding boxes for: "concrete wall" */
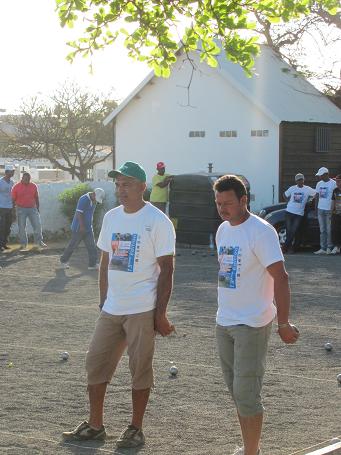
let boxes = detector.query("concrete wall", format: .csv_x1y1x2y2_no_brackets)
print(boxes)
10,180,116,239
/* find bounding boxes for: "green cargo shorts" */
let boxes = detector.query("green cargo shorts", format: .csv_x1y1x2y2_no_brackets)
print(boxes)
216,322,272,417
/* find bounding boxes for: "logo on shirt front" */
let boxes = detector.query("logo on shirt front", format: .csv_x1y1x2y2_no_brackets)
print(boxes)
293,192,304,203
319,187,328,198
110,232,139,272
218,246,241,289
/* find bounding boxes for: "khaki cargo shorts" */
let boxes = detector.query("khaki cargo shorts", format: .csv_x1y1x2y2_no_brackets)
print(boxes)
86,309,155,390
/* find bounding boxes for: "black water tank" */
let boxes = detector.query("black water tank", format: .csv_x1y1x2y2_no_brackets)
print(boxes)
169,173,250,246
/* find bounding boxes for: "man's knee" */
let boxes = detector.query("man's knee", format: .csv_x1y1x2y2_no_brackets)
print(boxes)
233,376,264,417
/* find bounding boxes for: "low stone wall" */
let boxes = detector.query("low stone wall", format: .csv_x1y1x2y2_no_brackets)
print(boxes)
10,181,116,240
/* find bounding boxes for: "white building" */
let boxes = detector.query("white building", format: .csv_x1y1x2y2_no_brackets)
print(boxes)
104,45,341,211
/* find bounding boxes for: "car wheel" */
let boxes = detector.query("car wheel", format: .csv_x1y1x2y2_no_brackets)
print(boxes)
276,224,287,245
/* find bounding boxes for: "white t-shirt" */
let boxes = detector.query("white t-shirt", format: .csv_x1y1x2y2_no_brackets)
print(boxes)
215,214,284,327
97,202,176,315
285,185,316,216
316,179,337,210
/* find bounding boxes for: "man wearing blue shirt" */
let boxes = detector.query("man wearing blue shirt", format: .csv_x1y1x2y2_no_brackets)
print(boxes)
60,188,105,270
0,164,15,251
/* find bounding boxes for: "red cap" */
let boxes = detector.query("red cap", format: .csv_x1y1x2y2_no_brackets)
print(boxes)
156,161,165,170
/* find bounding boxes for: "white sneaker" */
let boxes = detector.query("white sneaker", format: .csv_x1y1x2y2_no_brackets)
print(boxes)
331,246,340,254
39,242,48,248
59,262,70,269
88,264,99,270
314,249,327,255
326,248,333,255
231,448,261,455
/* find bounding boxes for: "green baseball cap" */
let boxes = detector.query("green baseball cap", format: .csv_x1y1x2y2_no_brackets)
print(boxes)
108,161,146,182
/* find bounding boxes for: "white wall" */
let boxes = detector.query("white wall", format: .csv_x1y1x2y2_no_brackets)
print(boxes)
115,55,280,211
10,180,117,238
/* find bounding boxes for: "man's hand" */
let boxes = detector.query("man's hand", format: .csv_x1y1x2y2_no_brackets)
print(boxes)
154,313,175,337
278,322,300,344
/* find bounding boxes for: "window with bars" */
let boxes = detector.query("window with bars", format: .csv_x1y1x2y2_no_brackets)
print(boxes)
219,130,237,137
315,127,331,152
189,131,205,138
251,129,269,137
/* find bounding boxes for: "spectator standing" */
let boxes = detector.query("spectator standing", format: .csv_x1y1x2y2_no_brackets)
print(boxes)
331,174,341,254
214,174,299,455
0,164,15,251
11,172,47,252
59,188,105,270
62,161,176,449
150,161,174,213
282,173,315,253
314,167,337,255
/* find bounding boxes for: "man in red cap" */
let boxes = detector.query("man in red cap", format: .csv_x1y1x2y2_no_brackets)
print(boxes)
150,162,174,213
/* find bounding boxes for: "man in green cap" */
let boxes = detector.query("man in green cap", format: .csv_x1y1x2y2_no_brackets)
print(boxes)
63,161,176,449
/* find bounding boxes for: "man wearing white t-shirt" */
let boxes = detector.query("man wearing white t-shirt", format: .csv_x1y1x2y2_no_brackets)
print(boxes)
63,161,176,449
282,173,315,253
214,175,299,455
314,167,337,254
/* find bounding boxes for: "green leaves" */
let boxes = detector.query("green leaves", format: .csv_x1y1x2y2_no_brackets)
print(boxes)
55,0,337,77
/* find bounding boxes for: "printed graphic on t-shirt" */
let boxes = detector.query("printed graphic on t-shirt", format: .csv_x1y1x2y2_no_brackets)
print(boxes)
109,232,139,272
319,187,328,199
218,246,241,289
293,192,304,203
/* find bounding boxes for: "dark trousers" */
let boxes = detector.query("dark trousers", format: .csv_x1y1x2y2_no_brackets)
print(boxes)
0,208,13,247
284,212,303,248
60,230,98,267
332,214,341,246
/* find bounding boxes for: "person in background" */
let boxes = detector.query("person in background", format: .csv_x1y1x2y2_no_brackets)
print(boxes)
331,174,341,254
150,162,174,213
282,173,315,253
214,174,299,455
11,172,47,252
314,167,337,255
59,188,105,270
0,164,15,251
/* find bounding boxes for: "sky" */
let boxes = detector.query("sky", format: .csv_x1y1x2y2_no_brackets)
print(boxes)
0,0,150,112
0,1,339,113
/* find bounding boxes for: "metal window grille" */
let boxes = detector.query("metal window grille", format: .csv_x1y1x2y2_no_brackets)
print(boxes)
315,127,330,152
219,130,237,137
189,131,205,137
251,129,269,137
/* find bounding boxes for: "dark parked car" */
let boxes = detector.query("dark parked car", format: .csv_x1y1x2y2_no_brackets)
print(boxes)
169,172,250,245
259,199,320,247
258,202,286,219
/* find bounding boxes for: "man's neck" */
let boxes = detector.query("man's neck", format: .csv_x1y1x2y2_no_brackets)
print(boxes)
229,210,250,226
123,200,146,214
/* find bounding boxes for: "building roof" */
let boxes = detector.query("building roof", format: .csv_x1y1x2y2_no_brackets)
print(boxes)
103,44,341,126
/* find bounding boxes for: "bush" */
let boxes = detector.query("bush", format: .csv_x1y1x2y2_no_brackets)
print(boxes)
58,183,92,222
58,183,105,235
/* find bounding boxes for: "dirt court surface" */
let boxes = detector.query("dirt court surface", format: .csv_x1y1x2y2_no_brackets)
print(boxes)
1,245,341,455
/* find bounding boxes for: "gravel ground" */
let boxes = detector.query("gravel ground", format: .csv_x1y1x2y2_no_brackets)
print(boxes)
0,245,340,455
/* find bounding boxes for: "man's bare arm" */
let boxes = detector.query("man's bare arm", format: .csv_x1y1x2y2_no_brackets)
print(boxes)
267,261,299,344
154,255,175,336
98,251,109,310
156,177,173,188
